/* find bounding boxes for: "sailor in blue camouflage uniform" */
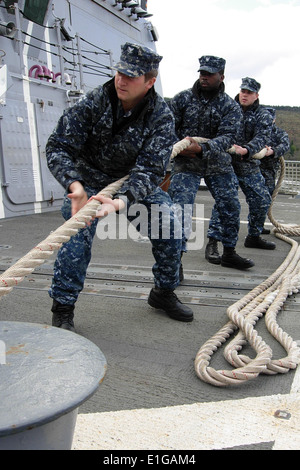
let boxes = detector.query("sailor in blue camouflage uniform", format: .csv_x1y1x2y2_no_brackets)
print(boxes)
234,78,276,248
46,43,194,331
260,108,290,196
209,77,275,249
260,108,290,233
168,56,254,272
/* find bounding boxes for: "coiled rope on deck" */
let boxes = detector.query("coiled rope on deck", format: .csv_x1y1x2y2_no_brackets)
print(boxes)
189,139,300,386
170,138,300,385
195,234,300,386
0,138,299,388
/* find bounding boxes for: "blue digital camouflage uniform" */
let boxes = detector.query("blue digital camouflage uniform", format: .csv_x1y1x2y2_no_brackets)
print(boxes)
46,44,181,306
260,123,290,195
167,56,242,251
209,78,274,238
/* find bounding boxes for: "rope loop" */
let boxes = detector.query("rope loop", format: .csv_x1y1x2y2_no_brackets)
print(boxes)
193,146,300,386
0,138,299,387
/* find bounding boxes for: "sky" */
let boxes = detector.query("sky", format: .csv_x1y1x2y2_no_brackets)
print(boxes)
148,0,300,107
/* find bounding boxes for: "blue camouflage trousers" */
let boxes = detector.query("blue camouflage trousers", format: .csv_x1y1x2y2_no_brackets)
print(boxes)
239,172,272,236
260,168,277,196
49,186,183,306
168,171,241,250
210,171,272,238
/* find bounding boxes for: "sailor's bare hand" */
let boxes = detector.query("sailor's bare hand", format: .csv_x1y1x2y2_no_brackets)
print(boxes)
232,144,248,157
265,146,274,157
68,181,88,216
179,137,203,158
92,195,126,218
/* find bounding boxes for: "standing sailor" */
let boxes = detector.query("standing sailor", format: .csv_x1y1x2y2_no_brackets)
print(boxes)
168,55,254,271
46,43,194,331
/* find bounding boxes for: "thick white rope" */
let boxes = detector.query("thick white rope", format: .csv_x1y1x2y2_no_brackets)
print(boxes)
190,141,300,386
0,137,200,299
195,236,300,386
0,176,128,298
0,138,299,388
268,157,300,235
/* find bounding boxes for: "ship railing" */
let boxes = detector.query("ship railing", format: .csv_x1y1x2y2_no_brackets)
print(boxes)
13,3,113,92
279,160,300,195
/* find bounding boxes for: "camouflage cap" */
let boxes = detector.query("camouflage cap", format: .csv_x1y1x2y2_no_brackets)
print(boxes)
240,77,261,93
112,42,162,77
198,55,226,74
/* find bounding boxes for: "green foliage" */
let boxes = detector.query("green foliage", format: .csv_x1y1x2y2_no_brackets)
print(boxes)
269,106,300,161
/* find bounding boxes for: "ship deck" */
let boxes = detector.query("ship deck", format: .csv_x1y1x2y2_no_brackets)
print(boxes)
0,188,300,451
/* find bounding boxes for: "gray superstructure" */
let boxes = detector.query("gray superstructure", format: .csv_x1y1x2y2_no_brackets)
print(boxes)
0,0,160,218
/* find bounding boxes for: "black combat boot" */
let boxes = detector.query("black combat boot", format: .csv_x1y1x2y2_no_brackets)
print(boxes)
51,300,76,332
221,247,255,270
148,287,194,322
244,235,276,250
205,238,221,264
